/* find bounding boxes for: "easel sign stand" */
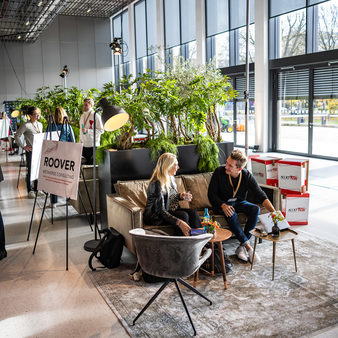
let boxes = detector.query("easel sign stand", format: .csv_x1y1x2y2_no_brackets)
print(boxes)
30,117,83,270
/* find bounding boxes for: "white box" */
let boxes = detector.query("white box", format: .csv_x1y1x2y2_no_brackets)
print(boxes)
278,158,309,192
251,156,281,186
281,192,310,225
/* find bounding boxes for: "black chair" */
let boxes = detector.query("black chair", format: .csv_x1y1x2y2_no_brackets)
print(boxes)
129,228,213,336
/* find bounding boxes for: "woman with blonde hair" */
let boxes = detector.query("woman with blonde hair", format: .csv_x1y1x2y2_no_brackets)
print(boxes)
143,153,202,236
46,106,75,142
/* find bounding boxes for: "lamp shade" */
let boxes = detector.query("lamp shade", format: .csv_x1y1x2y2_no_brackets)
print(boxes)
98,98,129,131
11,110,20,118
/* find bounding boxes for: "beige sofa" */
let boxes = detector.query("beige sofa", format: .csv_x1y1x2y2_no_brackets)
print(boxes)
106,173,281,255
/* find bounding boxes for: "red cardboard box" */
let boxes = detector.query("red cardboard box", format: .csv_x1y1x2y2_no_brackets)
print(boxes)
251,156,281,186
281,192,310,225
278,158,309,192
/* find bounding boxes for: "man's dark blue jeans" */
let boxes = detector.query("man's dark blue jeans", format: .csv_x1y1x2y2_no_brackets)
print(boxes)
222,200,260,245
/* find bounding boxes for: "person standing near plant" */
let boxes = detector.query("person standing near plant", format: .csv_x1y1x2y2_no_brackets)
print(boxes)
144,153,201,236
45,106,75,206
79,98,104,165
14,106,43,198
208,149,275,263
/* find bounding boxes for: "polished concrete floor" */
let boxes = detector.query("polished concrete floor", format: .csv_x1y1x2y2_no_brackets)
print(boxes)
0,151,337,338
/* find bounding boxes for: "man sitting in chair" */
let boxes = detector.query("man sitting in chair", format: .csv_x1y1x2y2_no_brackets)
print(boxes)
208,149,275,263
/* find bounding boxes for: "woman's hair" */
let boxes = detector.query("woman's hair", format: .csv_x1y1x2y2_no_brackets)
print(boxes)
149,153,177,191
54,106,68,124
26,106,38,116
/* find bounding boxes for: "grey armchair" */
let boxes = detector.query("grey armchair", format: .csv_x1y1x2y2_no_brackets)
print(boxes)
129,229,213,336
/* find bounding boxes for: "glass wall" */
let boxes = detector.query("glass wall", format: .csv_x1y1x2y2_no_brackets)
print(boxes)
112,10,130,86
206,0,255,67
135,0,157,75
269,0,338,58
164,0,196,65
312,66,338,157
276,70,309,153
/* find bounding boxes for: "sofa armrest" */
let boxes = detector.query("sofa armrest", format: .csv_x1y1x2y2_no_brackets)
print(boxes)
106,194,143,255
258,183,281,210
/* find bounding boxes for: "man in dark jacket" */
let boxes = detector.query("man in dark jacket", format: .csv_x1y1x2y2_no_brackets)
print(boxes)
208,149,275,263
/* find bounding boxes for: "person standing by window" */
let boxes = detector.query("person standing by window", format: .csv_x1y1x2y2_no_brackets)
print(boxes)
79,98,104,165
14,106,43,198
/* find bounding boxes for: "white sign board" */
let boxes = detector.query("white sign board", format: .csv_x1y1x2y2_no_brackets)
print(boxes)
30,132,59,181
281,193,310,225
37,140,83,200
0,119,10,139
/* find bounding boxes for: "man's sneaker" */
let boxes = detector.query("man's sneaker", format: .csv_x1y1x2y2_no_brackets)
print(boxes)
235,245,248,262
37,190,45,197
248,248,261,263
28,190,35,199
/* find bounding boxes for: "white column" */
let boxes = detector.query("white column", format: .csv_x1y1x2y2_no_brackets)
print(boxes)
254,0,269,152
196,0,206,65
156,0,165,71
128,4,136,78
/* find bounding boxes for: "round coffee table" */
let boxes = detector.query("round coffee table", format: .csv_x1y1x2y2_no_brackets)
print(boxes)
250,228,298,281
194,228,232,289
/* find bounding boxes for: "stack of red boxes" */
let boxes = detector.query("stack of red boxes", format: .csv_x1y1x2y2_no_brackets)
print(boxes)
278,158,310,225
251,156,282,187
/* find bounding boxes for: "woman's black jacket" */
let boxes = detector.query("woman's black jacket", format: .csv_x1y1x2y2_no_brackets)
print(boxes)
143,180,178,226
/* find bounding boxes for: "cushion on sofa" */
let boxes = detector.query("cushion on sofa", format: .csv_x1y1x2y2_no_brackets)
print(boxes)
117,179,149,210
182,173,213,210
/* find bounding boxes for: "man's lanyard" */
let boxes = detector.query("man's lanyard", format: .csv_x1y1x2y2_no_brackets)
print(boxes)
228,171,242,198
83,110,92,128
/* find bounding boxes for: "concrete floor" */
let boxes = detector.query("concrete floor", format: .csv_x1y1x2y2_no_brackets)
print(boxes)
0,151,337,338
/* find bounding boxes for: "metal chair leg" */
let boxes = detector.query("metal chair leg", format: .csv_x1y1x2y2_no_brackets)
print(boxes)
133,280,170,325
174,279,197,336
178,278,212,305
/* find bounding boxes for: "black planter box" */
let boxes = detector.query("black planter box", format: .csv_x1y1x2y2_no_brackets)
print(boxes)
99,141,233,226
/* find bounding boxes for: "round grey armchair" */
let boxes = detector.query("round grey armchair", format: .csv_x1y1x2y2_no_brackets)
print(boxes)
129,228,213,336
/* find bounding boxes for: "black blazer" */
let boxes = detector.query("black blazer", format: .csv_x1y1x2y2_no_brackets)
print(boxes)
143,180,178,226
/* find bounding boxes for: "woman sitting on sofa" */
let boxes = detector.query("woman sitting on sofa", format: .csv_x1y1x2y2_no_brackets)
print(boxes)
143,153,202,236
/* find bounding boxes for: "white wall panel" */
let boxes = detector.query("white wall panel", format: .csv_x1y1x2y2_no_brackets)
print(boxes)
59,16,78,42
42,40,62,88
4,44,25,99
78,43,96,90
23,40,44,95
59,41,80,88
0,16,112,104
77,17,95,43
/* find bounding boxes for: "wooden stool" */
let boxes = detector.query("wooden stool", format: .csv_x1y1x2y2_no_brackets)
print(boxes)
194,228,232,289
250,228,298,281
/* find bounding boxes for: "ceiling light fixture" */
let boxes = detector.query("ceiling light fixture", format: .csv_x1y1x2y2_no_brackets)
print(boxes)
25,21,30,26
38,1,43,6
17,35,21,40
87,8,92,13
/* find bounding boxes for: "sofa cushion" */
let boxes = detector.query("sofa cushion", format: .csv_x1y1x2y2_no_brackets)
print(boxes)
117,179,149,210
182,173,213,210
117,177,188,211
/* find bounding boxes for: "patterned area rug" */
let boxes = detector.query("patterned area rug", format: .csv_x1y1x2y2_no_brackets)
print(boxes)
89,231,338,337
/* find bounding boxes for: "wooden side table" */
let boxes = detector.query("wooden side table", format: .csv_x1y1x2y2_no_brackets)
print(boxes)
250,228,298,281
194,228,232,289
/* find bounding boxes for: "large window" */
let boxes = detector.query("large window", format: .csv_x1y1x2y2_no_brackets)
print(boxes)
206,0,255,67
312,66,338,157
112,11,130,86
269,0,338,59
134,0,157,75
277,70,309,153
164,0,196,65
